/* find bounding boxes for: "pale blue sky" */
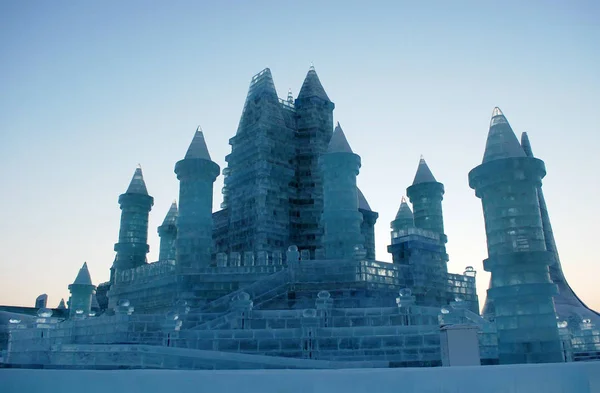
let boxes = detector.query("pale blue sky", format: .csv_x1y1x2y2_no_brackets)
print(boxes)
1,1,599,311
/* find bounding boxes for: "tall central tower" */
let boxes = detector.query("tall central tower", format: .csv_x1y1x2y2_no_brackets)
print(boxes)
469,107,563,364
222,68,296,253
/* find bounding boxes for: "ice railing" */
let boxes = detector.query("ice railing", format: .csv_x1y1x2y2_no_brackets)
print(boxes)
279,98,295,111
116,260,176,284
391,227,441,241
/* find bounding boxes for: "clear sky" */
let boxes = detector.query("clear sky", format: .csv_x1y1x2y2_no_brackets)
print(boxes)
1,1,599,312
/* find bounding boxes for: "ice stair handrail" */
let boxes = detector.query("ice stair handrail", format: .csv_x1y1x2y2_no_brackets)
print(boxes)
199,268,291,314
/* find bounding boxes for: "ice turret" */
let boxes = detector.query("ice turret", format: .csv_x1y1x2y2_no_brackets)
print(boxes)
292,65,335,257
68,262,96,318
406,157,446,238
469,108,563,364
357,187,379,260
175,128,220,271
391,197,414,232
320,123,364,259
111,166,154,281
158,201,178,261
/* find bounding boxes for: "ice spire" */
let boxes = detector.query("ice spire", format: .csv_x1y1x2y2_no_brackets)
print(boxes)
126,166,149,195
412,156,437,185
184,126,212,160
395,196,414,221
297,64,330,101
521,132,534,157
162,200,178,226
482,107,526,163
357,187,372,211
57,298,66,309
327,122,353,153
72,262,92,286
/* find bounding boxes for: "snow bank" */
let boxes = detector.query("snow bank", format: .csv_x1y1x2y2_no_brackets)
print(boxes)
2,361,599,393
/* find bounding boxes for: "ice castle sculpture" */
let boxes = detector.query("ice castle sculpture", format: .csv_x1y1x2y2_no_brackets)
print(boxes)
2,69,599,370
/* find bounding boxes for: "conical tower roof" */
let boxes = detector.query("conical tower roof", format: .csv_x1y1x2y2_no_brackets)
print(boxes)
184,126,212,160
72,262,93,286
297,65,330,101
357,187,372,211
126,166,149,195
412,156,437,185
482,107,526,163
395,196,414,220
327,122,354,153
237,68,285,132
162,200,178,226
57,298,66,309
521,132,534,158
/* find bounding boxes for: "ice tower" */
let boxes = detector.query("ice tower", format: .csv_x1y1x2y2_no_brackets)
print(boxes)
68,262,95,317
358,188,379,260
157,201,178,262
320,123,364,259
219,68,296,254
111,166,154,281
389,162,450,308
292,65,335,257
391,197,414,232
175,128,220,270
407,157,446,239
468,107,563,364
520,132,600,326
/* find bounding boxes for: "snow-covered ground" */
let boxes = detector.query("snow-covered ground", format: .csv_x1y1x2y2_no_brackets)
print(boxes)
2,362,599,393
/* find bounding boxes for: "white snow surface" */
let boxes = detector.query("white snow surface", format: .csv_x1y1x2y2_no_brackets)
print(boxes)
1,362,599,393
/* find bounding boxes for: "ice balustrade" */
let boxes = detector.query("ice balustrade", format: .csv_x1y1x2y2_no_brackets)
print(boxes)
392,227,441,241
115,260,176,284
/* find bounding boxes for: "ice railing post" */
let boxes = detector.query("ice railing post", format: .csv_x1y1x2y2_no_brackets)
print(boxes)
301,308,319,359
396,288,416,325
230,292,253,329
316,290,333,327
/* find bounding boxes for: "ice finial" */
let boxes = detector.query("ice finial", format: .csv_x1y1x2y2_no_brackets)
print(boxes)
184,127,212,160
297,64,330,101
126,166,149,195
72,262,93,286
412,156,437,185
287,88,294,103
309,62,315,71
482,107,526,163
196,125,202,132
327,122,354,153
401,196,406,203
